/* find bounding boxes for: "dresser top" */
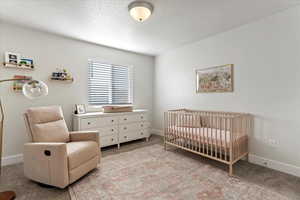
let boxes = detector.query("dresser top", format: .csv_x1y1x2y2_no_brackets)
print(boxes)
73,109,148,118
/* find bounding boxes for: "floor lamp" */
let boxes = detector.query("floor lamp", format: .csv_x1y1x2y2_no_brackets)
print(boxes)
0,78,48,200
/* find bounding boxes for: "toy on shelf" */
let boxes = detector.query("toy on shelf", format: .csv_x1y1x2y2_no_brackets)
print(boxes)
12,75,32,92
50,68,74,82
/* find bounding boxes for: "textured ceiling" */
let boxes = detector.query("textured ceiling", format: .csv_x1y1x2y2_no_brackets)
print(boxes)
0,0,299,55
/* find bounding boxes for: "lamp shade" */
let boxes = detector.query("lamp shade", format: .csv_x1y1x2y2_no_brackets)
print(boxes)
128,1,153,22
22,80,48,99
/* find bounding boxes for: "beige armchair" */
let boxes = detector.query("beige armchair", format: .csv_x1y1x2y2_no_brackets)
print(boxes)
23,106,100,188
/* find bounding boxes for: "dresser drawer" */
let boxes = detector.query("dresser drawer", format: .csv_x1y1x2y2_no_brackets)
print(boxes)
119,129,149,143
119,113,147,124
136,129,150,139
99,126,118,137
101,135,118,147
80,118,99,129
98,116,118,126
119,132,135,143
138,122,150,129
119,123,139,133
119,122,150,134
80,117,118,129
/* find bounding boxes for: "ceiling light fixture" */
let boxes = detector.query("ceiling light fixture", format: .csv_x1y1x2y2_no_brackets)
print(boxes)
128,1,153,22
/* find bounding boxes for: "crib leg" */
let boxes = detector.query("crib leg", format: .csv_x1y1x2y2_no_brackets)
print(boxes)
229,164,233,176
164,142,167,150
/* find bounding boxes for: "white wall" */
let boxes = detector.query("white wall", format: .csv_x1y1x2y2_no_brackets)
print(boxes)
153,6,300,169
0,23,154,158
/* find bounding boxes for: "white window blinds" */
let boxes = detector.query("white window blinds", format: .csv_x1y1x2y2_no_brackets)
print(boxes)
88,60,133,105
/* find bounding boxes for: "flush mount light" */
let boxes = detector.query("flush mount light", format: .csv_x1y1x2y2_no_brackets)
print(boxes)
128,1,153,22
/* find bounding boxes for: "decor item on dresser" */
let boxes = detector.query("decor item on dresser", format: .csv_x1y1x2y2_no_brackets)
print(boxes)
164,109,253,176
75,104,86,114
3,52,35,70
0,77,48,200
23,106,100,189
73,109,150,149
50,68,74,82
103,105,133,113
196,64,233,93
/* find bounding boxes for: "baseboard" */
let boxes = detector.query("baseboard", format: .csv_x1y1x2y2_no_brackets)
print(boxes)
151,129,164,136
248,154,300,177
1,154,23,166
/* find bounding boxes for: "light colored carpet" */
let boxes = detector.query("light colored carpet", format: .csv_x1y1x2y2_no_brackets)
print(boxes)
68,144,299,200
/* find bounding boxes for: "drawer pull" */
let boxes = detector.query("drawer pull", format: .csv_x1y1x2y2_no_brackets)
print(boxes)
111,129,114,132
141,116,144,119
87,122,91,125
111,119,114,122
124,118,127,121
141,132,144,135
124,136,127,139
123,127,127,130
141,124,144,127
111,138,114,141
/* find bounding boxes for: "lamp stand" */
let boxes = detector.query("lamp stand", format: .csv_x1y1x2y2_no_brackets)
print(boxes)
0,100,16,200
0,78,31,200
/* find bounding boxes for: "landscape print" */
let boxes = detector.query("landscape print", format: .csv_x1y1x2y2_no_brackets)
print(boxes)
196,64,233,93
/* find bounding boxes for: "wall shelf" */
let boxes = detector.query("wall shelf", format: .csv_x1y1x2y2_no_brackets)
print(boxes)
3,62,35,70
49,77,74,82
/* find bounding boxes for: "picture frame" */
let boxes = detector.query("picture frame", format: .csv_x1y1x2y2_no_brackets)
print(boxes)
5,52,20,66
75,104,86,114
196,64,234,93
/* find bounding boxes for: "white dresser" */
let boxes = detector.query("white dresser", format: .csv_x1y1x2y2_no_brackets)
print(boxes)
72,109,150,148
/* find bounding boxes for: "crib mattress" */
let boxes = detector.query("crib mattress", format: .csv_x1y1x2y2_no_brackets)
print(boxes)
167,126,247,147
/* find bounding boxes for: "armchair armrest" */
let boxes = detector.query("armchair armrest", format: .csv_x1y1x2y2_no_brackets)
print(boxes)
69,131,100,147
23,142,69,188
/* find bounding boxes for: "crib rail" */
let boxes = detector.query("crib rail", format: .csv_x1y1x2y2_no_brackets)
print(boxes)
164,109,253,175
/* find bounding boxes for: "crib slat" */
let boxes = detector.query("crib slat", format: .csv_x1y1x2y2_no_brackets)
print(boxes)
225,116,228,161
165,112,168,143
219,116,222,160
214,114,216,157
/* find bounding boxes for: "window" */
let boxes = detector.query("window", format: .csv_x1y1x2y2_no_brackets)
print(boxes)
88,60,133,105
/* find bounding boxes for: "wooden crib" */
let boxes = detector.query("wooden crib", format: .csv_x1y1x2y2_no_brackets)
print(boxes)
164,109,253,176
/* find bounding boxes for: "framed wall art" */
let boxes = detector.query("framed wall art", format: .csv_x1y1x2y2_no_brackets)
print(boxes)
196,64,233,93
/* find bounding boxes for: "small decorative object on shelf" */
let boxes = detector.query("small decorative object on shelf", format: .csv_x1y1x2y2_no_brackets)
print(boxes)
12,75,32,92
3,52,35,70
50,68,74,82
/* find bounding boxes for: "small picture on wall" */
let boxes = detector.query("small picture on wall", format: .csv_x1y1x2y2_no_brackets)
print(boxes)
196,64,233,93
5,52,20,65
75,104,86,114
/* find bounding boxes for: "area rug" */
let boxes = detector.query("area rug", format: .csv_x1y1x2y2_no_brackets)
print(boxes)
68,144,291,200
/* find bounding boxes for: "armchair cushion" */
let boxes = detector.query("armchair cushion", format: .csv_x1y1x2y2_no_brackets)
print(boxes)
27,106,64,123
33,120,69,142
67,141,99,170
26,106,70,143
